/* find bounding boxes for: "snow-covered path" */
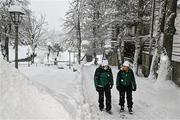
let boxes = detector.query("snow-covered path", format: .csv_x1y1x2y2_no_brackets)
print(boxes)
82,65,139,120
18,63,180,120
20,64,91,120
81,65,180,120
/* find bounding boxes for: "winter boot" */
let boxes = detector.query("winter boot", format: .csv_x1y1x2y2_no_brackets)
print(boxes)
106,110,112,114
99,107,104,112
120,106,124,112
128,108,133,114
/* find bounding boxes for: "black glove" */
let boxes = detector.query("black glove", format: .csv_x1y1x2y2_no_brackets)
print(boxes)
132,86,136,91
96,87,103,92
109,84,113,89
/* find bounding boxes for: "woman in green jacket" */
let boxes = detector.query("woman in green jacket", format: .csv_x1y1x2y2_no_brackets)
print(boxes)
116,61,136,114
94,60,113,113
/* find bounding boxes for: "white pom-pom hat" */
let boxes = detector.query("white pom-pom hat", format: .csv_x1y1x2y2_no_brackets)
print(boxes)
123,61,130,67
101,60,109,66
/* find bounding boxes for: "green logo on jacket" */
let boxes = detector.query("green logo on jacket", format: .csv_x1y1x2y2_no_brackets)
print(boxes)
98,73,110,87
120,71,132,86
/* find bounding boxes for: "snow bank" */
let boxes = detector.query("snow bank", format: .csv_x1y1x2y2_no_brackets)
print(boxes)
0,58,72,120
157,54,171,81
19,64,92,120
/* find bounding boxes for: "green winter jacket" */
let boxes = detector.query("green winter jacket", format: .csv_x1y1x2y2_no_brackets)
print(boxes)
116,69,136,90
94,66,113,88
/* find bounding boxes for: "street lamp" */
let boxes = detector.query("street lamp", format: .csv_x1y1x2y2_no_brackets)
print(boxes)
47,42,53,63
68,50,71,69
8,5,24,69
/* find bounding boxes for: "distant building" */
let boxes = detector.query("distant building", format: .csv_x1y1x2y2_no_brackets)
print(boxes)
110,20,150,66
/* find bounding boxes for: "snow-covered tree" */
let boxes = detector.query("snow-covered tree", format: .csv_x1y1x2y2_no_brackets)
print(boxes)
82,0,114,64
112,0,151,71
150,0,177,80
64,0,86,64
22,13,48,63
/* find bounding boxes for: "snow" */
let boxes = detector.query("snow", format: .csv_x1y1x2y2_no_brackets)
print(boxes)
161,54,168,61
8,45,74,64
1,47,180,120
81,65,180,120
104,44,111,48
178,0,180,5
0,57,72,120
82,40,90,45
47,42,53,47
15,62,180,120
19,64,92,120
157,54,171,82
8,5,25,14
9,45,32,61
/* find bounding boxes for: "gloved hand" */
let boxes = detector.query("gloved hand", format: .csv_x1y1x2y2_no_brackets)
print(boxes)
132,86,136,91
109,84,113,89
96,87,103,92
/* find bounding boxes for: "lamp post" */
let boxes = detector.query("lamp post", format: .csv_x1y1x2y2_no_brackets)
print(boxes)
8,5,24,69
47,42,53,63
68,50,71,69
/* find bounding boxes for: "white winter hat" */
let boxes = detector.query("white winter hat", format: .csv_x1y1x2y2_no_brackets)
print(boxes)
101,60,109,66
123,61,130,67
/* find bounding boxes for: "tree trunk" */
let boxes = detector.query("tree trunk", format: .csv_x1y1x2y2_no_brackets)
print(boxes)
133,0,144,75
92,1,100,65
149,0,168,78
5,36,9,62
93,41,97,65
163,0,177,61
31,44,37,64
162,0,177,80
149,0,156,55
117,31,125,69
133,38,141,75
93,25,97,65
77,14,82,64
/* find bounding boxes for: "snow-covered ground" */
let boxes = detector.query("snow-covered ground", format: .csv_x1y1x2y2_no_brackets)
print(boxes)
18,63,180,120
82,65,180,120
19,64,91,120
0,57,72,120
1,48,180,119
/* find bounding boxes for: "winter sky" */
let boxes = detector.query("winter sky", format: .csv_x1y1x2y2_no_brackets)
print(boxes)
29,0,71,31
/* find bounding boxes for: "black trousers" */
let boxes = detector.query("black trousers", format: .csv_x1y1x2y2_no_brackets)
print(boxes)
119,86,133,109
97,86,111,111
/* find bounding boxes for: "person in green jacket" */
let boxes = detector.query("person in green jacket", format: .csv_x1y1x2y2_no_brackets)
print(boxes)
94,60,113,112
116,61,136,114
